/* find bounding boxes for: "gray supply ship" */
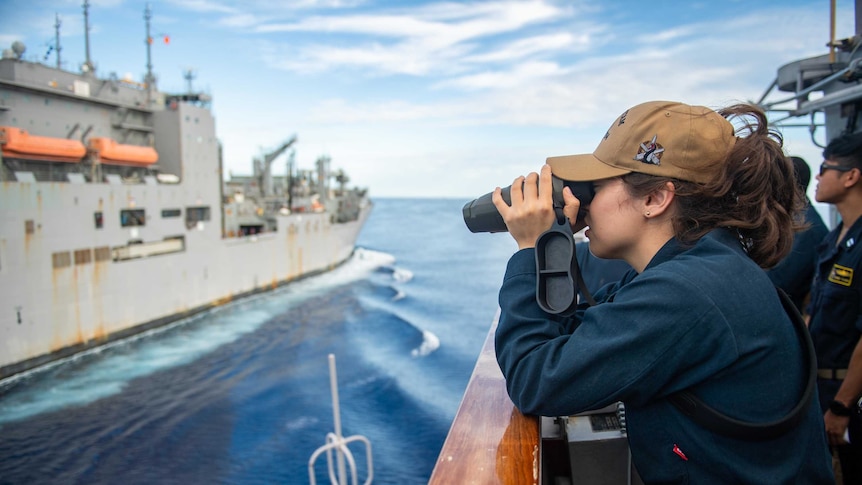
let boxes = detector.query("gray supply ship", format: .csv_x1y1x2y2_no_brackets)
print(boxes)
0,5,371,380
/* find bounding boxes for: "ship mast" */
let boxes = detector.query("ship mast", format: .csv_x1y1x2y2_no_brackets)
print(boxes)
184,69,196,94
144,4,155,89
81,0,94,73
54,13,62,69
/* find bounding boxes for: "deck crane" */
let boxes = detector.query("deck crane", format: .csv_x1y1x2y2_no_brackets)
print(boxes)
253,135,297,198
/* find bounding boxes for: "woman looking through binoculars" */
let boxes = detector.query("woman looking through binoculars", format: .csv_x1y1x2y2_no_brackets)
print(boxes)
491,101,832,483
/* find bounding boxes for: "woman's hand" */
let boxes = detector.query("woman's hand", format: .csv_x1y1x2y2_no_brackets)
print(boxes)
562,183,586,234
491,164,557,249
824,411,850,446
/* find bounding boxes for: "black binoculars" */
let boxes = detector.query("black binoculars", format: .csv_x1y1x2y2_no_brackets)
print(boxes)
462,176,595,233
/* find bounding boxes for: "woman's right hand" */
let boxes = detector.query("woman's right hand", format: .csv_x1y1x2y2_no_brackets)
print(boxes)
492,164,557,249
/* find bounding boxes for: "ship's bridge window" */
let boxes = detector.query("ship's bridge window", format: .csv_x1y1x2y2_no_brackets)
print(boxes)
186,206,211,229
162,208,181,218
120,209,146,227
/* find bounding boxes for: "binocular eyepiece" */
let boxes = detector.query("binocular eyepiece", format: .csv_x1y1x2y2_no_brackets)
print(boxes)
462,176,595,233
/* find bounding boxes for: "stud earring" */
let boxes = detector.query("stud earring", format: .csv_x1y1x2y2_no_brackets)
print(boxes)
645,211,651,217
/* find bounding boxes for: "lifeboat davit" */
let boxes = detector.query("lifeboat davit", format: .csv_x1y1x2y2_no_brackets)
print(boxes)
89,137,159,167
0,126,87,163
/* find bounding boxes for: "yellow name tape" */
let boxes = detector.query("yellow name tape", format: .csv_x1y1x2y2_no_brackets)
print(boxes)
828,264,854,287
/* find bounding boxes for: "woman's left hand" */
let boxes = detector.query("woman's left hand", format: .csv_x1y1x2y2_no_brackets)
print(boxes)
492,164,557,249
824,411,850,446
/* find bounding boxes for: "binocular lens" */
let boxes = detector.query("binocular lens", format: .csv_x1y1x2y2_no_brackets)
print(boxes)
462,176,594,233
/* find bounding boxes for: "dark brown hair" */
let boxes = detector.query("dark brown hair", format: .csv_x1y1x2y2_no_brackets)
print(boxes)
621,104,805,268
823,131,862,169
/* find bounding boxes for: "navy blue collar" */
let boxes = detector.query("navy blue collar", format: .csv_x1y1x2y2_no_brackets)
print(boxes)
644,228,744,272
824,214,862,252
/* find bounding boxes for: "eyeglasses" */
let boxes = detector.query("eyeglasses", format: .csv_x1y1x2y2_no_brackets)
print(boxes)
819,162,855,177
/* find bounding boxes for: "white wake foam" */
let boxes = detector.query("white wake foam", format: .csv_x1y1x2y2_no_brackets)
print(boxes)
392,267,413,283
0,247,395,424
410,330,441,357
391,287,407,301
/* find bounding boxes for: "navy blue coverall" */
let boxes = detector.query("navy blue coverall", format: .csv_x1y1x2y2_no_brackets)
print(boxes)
495,228,832,484
808,215,862,481
767,203,829,313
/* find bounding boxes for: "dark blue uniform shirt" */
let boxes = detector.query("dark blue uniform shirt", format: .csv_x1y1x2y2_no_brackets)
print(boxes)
808,215,862,399
575,241,633,301
496,228,832,484
767,203,829,312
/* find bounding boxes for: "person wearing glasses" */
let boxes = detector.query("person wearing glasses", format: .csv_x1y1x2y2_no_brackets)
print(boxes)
808,131,862,484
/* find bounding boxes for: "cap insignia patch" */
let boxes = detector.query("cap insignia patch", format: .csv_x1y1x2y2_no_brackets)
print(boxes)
635,135,664,166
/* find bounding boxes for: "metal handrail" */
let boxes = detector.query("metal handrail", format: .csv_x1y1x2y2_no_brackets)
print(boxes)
758,66,852,111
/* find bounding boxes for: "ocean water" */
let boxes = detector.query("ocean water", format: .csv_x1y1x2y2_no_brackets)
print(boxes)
0,198,518,485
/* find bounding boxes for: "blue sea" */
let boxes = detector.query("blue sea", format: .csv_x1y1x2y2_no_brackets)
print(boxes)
0,198,518,485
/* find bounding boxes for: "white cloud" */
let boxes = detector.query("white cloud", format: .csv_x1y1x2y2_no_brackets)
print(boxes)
464,32,594,63
256,0,565,38
218,14,261,28
308,98,470,123
260,38,473,75
290,2,852,133
437,60,566,90
165,0,239,14
251,0,573,77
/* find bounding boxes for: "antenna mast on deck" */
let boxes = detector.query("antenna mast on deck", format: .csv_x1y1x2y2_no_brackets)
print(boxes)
81,0,94,73
184,69,196,93
144,4,156,92
54,13,62,69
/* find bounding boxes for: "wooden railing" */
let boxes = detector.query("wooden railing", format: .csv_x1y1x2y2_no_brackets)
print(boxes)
429,314,541,484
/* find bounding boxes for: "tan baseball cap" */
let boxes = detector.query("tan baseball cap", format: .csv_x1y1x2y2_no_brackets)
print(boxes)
547,100,737,184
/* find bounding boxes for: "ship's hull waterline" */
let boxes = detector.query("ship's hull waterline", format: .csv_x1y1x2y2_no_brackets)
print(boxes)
0,185,371,379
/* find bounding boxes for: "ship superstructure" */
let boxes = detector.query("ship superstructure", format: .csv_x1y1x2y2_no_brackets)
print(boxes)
757,0,862,227
0,6,371,380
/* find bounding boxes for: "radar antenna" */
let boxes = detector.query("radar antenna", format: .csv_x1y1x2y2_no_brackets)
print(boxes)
183,68,197,94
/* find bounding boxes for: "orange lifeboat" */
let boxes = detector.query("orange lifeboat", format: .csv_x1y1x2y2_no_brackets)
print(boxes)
89,137,159,167
0,126,87,163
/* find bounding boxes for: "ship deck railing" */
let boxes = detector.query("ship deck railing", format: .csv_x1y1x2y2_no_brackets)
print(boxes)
429,311,541,484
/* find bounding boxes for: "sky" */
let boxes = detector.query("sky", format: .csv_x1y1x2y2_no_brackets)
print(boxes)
0,0,856,200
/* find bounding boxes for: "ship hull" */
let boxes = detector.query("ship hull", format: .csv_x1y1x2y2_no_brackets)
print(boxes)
0,181,371,379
